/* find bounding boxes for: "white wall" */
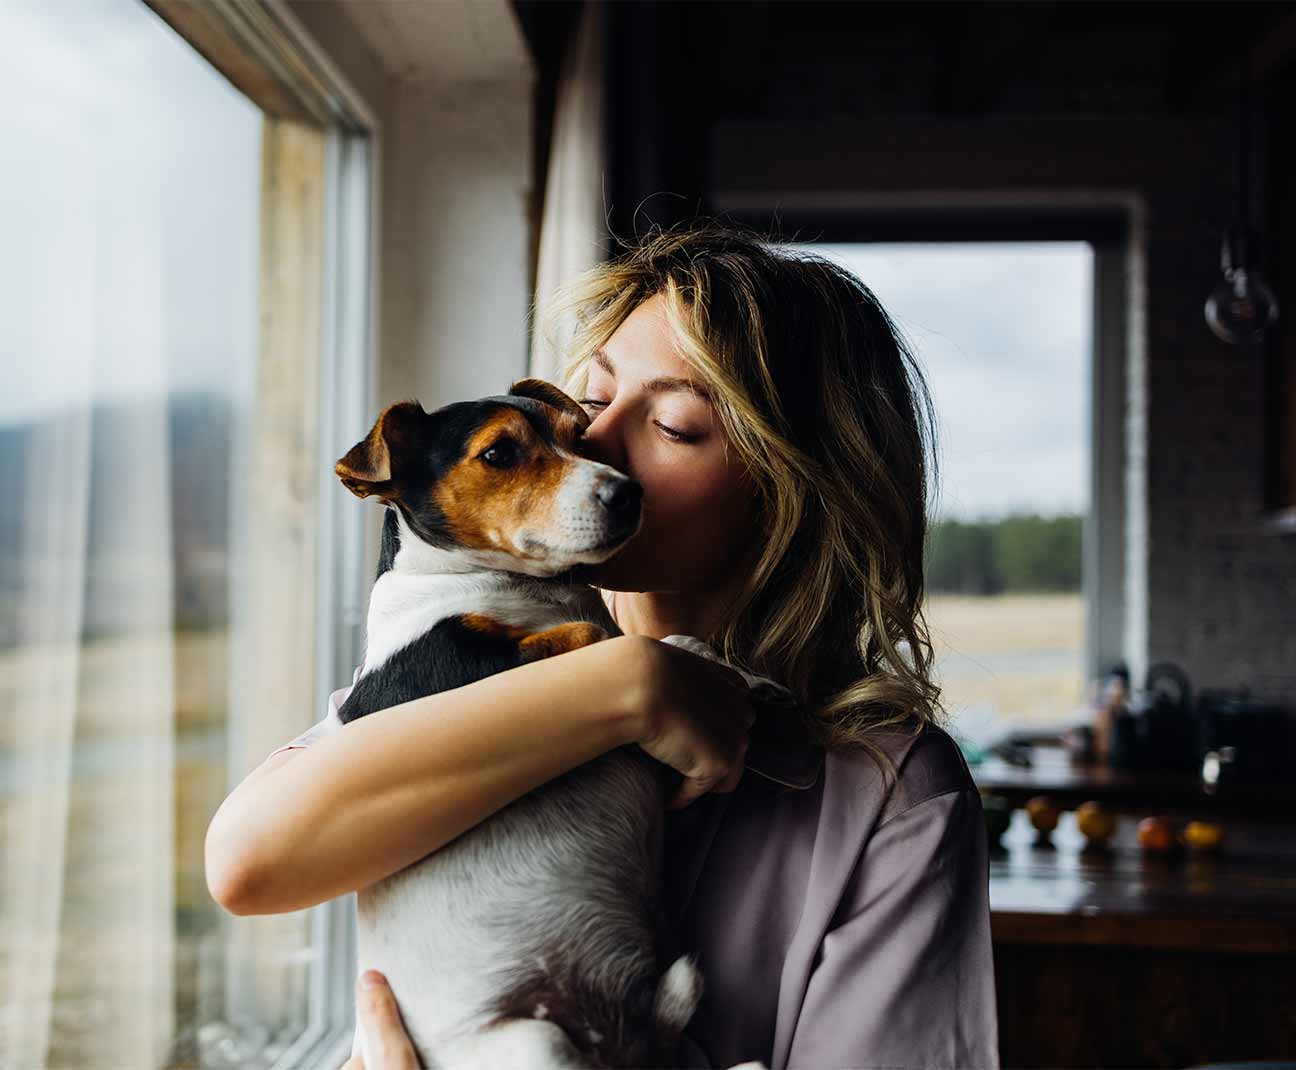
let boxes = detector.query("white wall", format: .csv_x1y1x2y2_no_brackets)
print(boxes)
285,0,536,409
380,76,534,409
285,0,535,588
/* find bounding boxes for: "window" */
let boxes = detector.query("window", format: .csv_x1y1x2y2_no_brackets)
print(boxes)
799,241,1095,753
0,2,372,1067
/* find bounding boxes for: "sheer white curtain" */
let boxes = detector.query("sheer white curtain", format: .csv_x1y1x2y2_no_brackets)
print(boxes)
529,1,609,381
0,4,323,1068
1,110,179,1070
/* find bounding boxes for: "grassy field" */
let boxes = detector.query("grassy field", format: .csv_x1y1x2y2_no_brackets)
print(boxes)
924,590,1087,740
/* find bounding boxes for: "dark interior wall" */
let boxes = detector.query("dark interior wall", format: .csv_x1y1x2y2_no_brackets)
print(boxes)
603,2,1289,229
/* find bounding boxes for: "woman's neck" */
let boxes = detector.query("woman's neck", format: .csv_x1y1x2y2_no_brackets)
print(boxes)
609,589,736,643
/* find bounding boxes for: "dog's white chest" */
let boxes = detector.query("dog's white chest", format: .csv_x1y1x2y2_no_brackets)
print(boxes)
360,571,611,675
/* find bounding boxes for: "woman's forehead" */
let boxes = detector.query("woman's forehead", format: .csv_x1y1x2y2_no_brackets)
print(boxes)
596,295,708,396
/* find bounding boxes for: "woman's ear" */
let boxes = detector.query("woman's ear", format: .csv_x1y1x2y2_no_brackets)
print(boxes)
508,378,591,432
334,400,426,500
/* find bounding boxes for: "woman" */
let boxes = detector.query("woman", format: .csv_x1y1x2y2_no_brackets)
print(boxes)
205,223,1000,1069
343,971,420,1070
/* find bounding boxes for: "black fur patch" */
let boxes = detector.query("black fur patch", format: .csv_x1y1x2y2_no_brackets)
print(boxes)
337,615,525,724
485,957,675,1070
376,507,401,579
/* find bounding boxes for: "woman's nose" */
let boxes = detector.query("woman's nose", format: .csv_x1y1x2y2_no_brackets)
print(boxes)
576,414,628,474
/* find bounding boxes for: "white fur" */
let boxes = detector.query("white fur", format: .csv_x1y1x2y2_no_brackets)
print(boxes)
653,955,704,1033
360,511,617,675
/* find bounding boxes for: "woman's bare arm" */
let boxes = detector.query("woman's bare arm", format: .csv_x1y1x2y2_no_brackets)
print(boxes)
205,634,753,916
206,637,642,915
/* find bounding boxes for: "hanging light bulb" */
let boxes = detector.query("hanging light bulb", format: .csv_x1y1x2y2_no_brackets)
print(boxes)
1205,54,1280,348
1204,228,1280,346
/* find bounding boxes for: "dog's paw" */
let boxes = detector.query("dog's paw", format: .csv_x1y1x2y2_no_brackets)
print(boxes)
654,953,704,1032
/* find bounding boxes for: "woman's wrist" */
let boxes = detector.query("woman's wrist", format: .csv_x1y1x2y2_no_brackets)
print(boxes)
597,634,662,747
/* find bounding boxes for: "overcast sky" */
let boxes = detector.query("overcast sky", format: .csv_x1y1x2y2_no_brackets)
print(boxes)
800,242,1093,522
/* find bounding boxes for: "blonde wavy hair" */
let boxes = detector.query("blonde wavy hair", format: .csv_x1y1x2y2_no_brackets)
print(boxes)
537,222,947,772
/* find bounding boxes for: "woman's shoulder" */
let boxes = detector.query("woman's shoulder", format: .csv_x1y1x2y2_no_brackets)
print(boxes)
825,718,978,827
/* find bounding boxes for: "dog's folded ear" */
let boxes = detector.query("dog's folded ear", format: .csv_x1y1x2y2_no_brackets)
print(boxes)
335,400,424,500
508,378,591,432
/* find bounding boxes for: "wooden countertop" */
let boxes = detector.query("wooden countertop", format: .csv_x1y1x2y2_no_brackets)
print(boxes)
988,807,1296,952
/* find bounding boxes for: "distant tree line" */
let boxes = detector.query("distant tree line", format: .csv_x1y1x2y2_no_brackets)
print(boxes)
925,513,1082,594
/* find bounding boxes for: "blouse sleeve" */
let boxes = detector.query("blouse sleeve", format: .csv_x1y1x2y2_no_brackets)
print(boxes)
784,787,1000,1070
265,671,359,760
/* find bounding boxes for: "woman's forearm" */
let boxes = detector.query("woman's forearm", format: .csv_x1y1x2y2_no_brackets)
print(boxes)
205,636,648,916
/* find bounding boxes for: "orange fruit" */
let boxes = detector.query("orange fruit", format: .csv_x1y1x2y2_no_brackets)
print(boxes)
1137,816,1176,851
1181,821,1225,851
1025,795,1060,832
1076,801,1116,844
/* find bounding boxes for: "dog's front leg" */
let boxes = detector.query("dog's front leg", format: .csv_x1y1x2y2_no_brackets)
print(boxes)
518,621,610,661
456,615,609,663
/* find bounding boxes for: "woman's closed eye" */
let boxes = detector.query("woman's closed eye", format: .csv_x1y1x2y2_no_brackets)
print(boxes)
578,397,700,444
653,421,700,444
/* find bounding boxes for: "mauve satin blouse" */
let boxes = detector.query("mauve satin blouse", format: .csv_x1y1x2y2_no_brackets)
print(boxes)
276,680,1000,1070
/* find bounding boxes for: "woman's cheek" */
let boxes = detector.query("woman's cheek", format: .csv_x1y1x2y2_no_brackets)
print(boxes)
653,466,751,543
641,469,713,526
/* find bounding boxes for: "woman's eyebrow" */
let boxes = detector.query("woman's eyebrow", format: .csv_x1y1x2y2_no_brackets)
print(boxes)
592,349,712,401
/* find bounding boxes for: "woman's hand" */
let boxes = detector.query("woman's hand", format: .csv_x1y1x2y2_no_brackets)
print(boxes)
615,635,757,810
341,970,420,1070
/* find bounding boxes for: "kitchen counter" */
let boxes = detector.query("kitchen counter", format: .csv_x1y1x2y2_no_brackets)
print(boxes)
979,761,1296,1068
988,806,1296,953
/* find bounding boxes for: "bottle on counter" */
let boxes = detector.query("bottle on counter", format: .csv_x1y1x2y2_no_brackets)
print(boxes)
1092,663,1130,765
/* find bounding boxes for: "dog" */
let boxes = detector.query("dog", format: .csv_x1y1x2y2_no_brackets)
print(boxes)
333,378,767,1069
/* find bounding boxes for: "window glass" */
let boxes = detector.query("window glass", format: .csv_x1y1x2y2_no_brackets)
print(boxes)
800,242,1093,748
0,2,321,1067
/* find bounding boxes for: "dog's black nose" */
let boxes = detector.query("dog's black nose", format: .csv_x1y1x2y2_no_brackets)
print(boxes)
597,478,642,521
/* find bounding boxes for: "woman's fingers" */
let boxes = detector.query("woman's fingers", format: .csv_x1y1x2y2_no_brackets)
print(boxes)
354,970,420,1070
668,730,749,809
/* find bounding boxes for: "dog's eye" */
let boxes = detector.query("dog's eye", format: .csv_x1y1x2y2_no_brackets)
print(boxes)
479,438,519,468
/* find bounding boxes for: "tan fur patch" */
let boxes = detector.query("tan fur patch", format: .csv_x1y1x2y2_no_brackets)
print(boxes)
518,622,610,661
508,379,590,446
459,615,609,662
433,410,572,556
335,401,424,499
459,613,532,643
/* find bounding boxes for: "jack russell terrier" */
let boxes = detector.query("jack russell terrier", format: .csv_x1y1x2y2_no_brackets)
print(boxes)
333,378,769,1069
